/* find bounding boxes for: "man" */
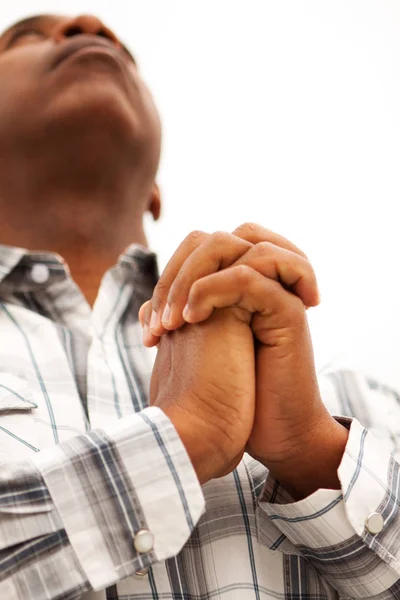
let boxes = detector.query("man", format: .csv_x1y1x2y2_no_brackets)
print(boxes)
0,12,399,600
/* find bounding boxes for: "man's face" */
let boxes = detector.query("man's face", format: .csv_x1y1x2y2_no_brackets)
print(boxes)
0,14,161,178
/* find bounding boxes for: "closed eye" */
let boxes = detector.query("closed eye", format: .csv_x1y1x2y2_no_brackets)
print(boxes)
5,28,46,49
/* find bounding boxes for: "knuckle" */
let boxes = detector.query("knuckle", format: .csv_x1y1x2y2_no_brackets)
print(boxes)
233,221,259,236
253,241,273,255
211,230,230,246
234,264,253,284
291,253,314,278
186,229,208,248
209,231,233,259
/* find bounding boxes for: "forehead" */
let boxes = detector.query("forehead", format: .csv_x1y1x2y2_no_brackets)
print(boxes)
1,14,67,39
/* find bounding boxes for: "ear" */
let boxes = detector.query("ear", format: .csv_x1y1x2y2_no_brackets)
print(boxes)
148,183,161,221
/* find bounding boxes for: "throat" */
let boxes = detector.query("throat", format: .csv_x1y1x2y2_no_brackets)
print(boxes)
0,188,150,307
63,250,124,308
71,270,105,308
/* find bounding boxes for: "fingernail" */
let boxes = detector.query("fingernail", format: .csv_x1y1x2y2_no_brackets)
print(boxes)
138,301,149,326
161,303,171,326
317,288,322,304
182,304,191,321
142,324,150,345
149,310,158,332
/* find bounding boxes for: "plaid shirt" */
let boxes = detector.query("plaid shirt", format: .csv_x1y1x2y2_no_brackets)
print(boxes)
0,243,399,600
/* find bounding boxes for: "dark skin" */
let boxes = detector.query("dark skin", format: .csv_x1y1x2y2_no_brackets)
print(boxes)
0,14,348,497
0,14,162,306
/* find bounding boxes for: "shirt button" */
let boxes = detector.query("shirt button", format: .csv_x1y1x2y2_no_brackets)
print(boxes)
30,264,50,284
134,529,154,554
365,512,384,534
134,566,150,578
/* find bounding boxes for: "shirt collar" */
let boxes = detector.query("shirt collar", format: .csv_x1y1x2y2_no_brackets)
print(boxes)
0,243,159,293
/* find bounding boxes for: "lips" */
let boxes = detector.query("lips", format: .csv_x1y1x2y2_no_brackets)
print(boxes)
51,35,123,70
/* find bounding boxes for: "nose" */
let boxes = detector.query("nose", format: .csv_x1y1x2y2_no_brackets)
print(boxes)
53,14,121,47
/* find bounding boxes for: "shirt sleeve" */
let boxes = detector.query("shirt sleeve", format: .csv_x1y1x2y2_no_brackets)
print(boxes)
0,406,204,600
256,370,400,599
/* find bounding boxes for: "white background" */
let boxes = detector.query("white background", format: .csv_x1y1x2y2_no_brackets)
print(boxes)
2,1,400,387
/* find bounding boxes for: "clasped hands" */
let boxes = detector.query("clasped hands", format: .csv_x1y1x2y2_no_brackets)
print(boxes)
139,223,348,498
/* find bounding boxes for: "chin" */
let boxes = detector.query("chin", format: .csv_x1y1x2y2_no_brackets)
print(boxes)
55,77,138,131
34,83,151,171
8,72,161,185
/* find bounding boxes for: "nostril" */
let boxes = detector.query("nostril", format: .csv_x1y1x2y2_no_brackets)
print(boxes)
97,29,110,39
64,26,84,37
63,26,113,41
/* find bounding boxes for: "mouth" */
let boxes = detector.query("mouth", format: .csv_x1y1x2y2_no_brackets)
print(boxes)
52,36,125,71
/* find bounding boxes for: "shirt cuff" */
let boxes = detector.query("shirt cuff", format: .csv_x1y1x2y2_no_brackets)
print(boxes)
257,418,400,597
32,406,205,590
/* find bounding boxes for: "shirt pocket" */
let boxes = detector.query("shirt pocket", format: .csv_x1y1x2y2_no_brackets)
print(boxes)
0,373,40,461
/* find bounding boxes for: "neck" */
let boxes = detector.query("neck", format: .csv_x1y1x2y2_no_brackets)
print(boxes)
0,183,150,307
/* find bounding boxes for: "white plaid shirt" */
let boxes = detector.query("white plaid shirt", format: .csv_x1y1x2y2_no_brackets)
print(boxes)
0,243,399,600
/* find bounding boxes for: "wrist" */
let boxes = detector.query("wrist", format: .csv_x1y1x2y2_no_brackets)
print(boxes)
264,416,349,500
162,406,219,485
